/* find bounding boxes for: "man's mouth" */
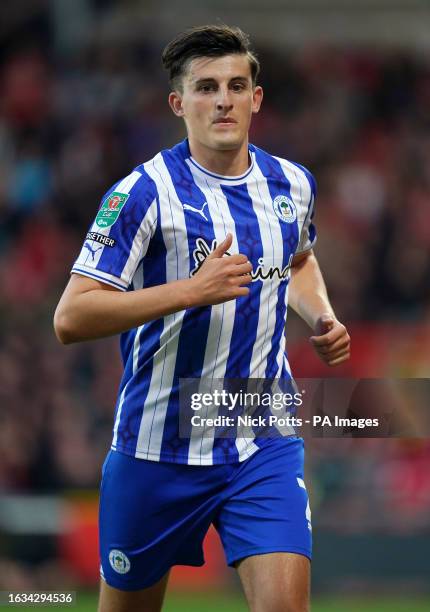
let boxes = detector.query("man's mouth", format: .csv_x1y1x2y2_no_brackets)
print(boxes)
213,118,237,124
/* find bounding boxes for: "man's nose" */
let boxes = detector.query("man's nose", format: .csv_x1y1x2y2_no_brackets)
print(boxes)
216,88,233,110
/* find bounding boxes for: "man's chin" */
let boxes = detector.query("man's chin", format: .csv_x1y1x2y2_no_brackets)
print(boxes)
211,136,244,151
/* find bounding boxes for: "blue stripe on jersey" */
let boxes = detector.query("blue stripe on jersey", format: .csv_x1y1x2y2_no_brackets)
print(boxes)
139,200,167,289
157,149,214,461
253,147,299,379
120,326,136,368
290,161,317,200
114,318,164,450
112,323,142,448
208,182,264,464
161,148,214,282
96,169,157,278
221,182,262,378
113,168,167,454
114,317,166,451
289,161,317,246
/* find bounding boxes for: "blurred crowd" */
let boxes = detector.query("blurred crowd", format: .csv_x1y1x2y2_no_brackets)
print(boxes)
0,11,429,553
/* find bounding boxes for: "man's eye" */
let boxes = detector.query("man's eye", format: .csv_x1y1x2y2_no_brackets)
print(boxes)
232,83,246,92
198,84,215,92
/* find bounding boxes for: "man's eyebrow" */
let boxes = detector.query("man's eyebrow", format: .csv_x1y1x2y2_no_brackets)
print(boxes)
193,77,217,85
193,76,249,85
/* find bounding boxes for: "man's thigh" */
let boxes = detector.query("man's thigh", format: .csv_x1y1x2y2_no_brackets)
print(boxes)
98,572,170,612
215,438,312,567
236,552,310,612
99,449,231,590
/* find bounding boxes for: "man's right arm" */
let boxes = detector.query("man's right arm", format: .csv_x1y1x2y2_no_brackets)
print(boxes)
54,233,251,344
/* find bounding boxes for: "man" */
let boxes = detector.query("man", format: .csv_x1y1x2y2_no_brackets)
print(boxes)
54,25,350,612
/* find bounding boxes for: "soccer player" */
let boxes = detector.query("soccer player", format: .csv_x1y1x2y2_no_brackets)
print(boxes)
54,25,350,612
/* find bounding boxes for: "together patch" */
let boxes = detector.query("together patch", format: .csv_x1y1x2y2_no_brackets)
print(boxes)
86,232,116,247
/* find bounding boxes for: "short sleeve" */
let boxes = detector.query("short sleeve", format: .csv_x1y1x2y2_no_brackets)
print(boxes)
296,165,317,254
71,169,158,290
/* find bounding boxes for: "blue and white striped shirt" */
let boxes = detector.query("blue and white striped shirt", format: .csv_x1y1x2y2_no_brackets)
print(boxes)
72,139,316,465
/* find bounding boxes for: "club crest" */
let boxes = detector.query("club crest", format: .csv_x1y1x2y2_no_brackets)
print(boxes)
109,549,131,574
273,195,297,224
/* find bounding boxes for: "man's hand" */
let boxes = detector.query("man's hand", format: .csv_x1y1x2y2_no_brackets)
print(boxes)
190,233,253,306
309,313,350,366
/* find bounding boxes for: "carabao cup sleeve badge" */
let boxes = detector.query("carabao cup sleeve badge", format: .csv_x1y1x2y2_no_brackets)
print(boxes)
96,192,130,228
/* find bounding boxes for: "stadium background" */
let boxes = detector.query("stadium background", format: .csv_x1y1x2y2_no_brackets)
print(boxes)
0,0,429,610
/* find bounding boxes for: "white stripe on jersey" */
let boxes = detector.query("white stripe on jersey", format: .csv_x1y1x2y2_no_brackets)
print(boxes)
108,167,150,442
121,198,157,285
271,160,308,378
114,165,160,446
275,158,314,253
235,165,291,458
78,168,158,450
112,327,143,448
271,161,309,380
227,164,288,456
134,154,189,461
270,160,307,437
274,282,291,380
132,260,144,290
185,172,239,464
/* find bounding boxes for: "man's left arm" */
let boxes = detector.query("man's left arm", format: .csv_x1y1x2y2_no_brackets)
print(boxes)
288,249,350,366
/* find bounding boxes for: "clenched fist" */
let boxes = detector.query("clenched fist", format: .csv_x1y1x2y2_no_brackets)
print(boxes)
310,314,351,366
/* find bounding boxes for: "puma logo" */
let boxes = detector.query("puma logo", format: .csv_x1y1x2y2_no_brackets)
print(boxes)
83,242,103,261
183,201,209,221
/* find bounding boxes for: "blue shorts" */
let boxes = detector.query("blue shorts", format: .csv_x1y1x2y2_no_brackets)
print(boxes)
99,437,312,590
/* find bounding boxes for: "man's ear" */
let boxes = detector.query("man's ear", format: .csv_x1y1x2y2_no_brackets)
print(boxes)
252,85,263,114
168,91,185,117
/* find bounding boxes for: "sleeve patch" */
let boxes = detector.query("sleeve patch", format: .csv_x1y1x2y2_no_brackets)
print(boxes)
95,192,130,228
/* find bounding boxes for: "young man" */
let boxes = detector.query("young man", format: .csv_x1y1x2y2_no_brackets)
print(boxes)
54,25,350,612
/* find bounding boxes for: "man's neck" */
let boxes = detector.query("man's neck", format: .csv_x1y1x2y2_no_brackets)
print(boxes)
188,139,250,177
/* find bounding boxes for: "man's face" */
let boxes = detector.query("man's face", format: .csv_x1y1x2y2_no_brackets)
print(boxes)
169,54,263,152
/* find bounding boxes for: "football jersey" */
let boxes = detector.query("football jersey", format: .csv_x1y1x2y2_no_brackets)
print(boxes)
71,139,316,465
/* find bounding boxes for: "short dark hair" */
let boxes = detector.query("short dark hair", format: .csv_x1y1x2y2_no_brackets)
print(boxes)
161,24,260,91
